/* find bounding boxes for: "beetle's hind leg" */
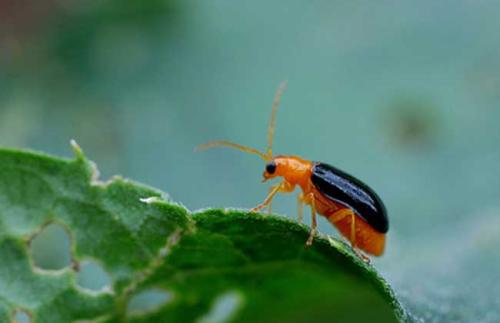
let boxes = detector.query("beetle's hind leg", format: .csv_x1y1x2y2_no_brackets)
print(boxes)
329,208,370,263
329,209,357,246
353,248,370,263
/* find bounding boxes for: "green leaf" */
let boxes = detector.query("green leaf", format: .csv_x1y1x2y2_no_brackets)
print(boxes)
0,144,409,322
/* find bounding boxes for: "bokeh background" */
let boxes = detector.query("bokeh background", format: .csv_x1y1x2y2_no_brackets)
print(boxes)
2,1,500,322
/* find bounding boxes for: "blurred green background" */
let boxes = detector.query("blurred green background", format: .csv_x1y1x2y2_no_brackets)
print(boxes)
2,1,500,322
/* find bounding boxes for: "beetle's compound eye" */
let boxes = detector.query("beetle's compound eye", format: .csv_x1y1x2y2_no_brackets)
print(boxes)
265,161,277,174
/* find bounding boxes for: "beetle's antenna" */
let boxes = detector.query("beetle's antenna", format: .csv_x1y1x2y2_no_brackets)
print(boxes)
266,81,287,158
196,140,270,161
197,82,286,162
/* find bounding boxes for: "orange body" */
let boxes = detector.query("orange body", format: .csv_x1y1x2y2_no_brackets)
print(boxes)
267,156,386,256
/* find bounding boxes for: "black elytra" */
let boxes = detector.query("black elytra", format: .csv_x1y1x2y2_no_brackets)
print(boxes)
311,163,389,233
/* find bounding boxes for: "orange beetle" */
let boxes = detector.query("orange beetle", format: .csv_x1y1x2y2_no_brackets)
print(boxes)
198,82,388,258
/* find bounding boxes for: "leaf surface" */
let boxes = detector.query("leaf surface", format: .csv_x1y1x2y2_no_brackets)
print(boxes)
0,145,408,322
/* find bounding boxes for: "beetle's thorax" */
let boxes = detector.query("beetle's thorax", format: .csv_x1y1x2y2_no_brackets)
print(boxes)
273,155,313,190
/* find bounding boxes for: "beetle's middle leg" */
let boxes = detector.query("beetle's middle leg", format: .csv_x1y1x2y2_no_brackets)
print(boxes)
305,193,317,246
296,193,304,224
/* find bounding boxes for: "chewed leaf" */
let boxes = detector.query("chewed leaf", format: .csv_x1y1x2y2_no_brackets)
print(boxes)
0,146,191,321
0,145,408,322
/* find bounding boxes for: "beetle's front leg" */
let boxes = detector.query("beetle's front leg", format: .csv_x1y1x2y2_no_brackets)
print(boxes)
267,181,295,214
252,181,294,213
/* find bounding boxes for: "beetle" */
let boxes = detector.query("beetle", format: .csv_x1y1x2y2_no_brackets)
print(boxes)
197,82,388,258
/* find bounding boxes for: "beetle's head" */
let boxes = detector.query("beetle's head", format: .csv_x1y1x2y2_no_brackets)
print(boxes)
262,156,288,181
262,156,312,185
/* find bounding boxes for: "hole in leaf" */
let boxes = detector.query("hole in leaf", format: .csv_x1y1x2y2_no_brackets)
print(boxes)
127,288,172,316
76,260,112,292
13,309,31,323
197,291,244,323
30,223,71,270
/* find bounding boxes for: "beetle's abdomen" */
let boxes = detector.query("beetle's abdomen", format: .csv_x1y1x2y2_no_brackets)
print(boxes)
311,163,389,233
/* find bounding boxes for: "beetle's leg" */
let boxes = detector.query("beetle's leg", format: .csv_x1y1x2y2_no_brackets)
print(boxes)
350,211,356,248
267,185,277,214
306,193,317,246
328,209,357,246
297,193,304,224
252,181,294,213
280,180,295,193
328,208,352,223
251,183,282,213
348,213,370,263
329,209,370,263
354,248,370,264
266,181,296,215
